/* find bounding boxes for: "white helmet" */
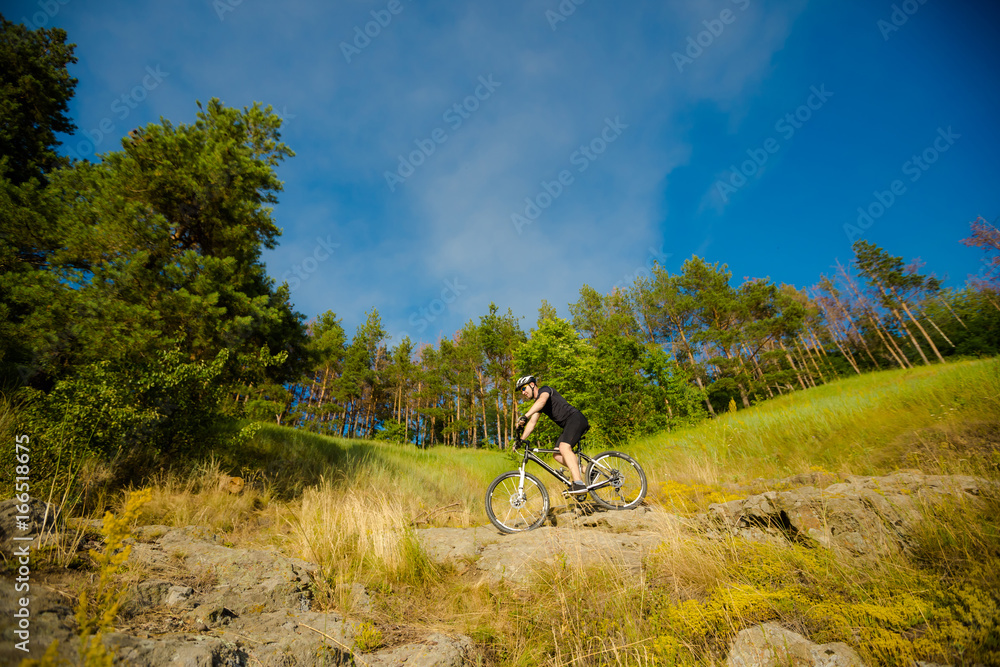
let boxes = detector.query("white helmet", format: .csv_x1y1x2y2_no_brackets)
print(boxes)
515,375,537,390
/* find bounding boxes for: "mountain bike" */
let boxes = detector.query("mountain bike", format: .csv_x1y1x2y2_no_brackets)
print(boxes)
485,434,647,534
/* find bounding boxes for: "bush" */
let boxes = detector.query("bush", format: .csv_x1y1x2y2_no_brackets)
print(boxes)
13,349,250,486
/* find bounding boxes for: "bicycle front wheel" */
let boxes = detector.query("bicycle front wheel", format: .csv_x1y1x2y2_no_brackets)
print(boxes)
586,451,647,510
485,471,550,533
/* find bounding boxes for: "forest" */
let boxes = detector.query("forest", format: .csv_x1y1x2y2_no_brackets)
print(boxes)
2,18,999,487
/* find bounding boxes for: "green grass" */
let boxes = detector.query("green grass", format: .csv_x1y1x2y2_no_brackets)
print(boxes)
632,357,1000,484
231,357,1000,527
238,424,514,523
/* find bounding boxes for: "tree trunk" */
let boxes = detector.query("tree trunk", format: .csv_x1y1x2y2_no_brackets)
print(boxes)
797,335,826,383
835,261,898,368
898,298,948,362
779,340,808,390
496,393,503,449
922,312,954,347
882,283,945,364
936,293,968,329
890,307,931,365
827,321,861,374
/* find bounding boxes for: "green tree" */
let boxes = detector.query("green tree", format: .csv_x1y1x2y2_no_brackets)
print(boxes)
0,17,78,388
479,303,526,446
515,315,594,445
0,16,77,185
638,266,716,415
677,256,748,409
6,97,306,476
569,284,638,342
853,240,946,365
296,311,347,432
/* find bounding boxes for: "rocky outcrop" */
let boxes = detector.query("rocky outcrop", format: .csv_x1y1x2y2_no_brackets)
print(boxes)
726,623,866,667
0,497,59,559
4,524,475,666
3,470,989,666
127,525,318,618
707,471,992,557
359,632,475,667
417,504,679,584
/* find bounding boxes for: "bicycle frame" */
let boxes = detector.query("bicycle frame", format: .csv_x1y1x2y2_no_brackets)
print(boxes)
511,439,614,496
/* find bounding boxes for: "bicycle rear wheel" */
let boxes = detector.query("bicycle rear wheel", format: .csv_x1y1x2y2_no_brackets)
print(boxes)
586,451,646,510
485,471,550,533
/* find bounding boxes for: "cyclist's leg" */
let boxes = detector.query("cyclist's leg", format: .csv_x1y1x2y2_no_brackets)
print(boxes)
554,414,589,483
556,441,582,483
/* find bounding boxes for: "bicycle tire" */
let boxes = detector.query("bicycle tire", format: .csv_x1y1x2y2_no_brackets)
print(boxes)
585,451,647,510
485,471,550,533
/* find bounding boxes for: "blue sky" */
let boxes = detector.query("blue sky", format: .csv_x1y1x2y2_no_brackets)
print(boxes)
14,0,1000,346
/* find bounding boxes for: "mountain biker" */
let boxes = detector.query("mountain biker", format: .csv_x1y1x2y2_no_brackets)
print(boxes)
515,375,590,495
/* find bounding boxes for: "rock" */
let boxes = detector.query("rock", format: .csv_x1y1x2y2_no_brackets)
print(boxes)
336,582,374,614
217,609,356,665
0,497,60,558
0,584,77,665
726,623,866,667
104,632,246,667
417,526,505,563
474,524,663,584
166,585,195,606
708,472,994,557
417,506,672,585
131,579,173,609
359,632,474,667
417,505,689,585
128,526,317,616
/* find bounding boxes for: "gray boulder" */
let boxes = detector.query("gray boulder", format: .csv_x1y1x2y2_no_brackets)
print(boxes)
359,632,474,667
128,526,317,618
726,623,866,667
417,505,680,584
104,633,246,667
0,497,60,558
708,472,991,557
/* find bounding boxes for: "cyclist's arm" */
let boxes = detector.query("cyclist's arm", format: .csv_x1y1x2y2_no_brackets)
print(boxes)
520,412,542,439
519,392,549,439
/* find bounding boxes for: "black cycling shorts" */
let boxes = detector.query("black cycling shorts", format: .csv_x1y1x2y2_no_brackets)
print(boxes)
558,412,590,449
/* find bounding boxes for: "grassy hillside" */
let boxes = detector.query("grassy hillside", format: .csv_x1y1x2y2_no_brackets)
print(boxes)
634,356,1000,480
205,357,999,524
33,357,1000,665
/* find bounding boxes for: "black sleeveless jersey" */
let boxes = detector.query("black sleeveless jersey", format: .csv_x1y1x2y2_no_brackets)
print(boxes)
538,386,580,427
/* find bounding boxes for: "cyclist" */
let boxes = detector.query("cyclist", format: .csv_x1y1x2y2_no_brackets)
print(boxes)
515,375,590,495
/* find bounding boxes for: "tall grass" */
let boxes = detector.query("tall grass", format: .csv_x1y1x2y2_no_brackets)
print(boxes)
632,358,1000,488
